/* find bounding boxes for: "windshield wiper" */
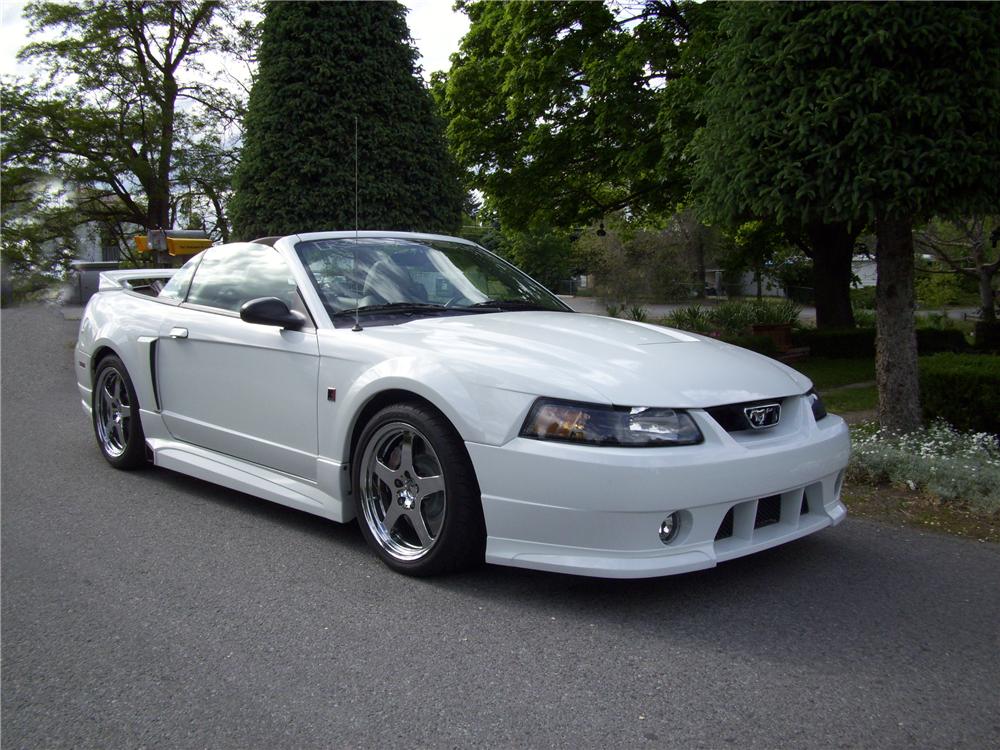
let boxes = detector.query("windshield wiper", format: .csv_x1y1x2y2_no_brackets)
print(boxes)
464,299,555,311
332,302,448,317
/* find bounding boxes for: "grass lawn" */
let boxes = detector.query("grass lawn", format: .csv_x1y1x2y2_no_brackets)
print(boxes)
824,385,877,414
791,357,874,389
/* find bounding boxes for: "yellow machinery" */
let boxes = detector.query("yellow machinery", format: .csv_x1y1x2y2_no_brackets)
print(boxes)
134,229,213,265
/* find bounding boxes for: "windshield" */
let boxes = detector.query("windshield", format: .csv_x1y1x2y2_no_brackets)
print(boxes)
295,237,571,319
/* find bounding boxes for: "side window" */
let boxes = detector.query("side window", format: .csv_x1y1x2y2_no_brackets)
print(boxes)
186,244,308,319
158,253,202,303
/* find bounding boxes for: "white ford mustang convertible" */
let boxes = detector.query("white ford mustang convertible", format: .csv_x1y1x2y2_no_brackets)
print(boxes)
76,231,850,578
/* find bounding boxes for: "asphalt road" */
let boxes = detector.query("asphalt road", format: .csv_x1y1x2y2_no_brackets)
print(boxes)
3,304,999,749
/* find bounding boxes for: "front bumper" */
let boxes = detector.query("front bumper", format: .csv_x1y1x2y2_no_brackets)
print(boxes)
466,403,850,578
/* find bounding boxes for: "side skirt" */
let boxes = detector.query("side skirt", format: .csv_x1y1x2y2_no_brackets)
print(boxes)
145,436,355,523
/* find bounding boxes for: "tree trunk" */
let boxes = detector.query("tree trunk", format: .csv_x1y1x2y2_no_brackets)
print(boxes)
875,214,921,432
979,272,996,323
805,221,857,329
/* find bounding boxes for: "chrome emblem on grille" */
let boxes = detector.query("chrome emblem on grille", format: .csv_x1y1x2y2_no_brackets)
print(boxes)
744,403,781,429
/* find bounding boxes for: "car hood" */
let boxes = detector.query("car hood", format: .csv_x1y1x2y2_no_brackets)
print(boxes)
358,311,811,408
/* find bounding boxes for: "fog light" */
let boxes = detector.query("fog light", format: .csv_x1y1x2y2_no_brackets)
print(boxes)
659,513,679,544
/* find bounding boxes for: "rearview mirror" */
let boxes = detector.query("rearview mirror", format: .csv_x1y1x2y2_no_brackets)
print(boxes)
240,297,306,330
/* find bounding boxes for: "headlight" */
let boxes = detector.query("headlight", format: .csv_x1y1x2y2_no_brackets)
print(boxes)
519,398,703,447
806,389,828,421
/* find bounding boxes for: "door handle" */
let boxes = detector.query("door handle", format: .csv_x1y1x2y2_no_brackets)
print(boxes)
169,327,189,339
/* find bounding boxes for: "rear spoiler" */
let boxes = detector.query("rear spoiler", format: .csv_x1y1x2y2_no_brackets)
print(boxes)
98,268,178,292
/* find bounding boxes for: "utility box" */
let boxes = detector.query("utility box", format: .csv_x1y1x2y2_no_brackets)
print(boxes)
71,260,121,304
135,229,212,266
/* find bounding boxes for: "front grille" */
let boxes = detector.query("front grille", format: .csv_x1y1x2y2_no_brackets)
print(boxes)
713,489,813,542
715,508,734,540
705,397,786,433
754,495,781,528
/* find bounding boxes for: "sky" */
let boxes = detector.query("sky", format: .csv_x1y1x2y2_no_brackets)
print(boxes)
0,0,470,81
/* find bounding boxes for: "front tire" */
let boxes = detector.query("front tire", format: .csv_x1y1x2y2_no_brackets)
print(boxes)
354,403,485,576
92,355,146,469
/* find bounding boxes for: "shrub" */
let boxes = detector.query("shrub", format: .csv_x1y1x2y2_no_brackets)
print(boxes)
605,303,622,318
849,421,1000,512
919,353,1000,434
916,328,967,353
746,297,802,326
793,328,876,357
723,334,779,357
974,322,1000,352
850,286,876,309
666,299,801,338
663,305,714,334
852,307,876,327
627,304,648,322
709,300,753,336
793,327,966,358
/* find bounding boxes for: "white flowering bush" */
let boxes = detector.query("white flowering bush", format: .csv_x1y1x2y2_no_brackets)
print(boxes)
849,421,1000,512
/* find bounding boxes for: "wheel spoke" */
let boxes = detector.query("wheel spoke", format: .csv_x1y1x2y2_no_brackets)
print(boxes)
103,384,116,405
409,509,434,547
113,419,126,447
415,474,444,501
398,433,415,474
382,502,403,533
373,458,398,489
118,404,132,419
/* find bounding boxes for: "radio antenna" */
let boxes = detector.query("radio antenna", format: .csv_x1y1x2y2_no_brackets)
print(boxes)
352,115,362,332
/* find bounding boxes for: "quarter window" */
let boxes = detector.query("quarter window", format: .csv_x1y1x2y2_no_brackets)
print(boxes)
158,253,202,303
185,243,308,318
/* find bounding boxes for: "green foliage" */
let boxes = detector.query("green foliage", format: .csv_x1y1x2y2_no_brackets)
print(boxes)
974,323,1000,353
746,298,802,326
849,421,1000,511
626,305,648,322
488,227,577,291
662,304,711,333
664,298,800,337
793,357,875,390
850,287,877,310
915,269,977,309
577,219,706,303
694,3,1000,228
723,334,778,358
770,251,814,303
793,328,967,358
920,354,1000,435
824,385,877,415
230,1,463,239
442,1,697,230
10,0,244,254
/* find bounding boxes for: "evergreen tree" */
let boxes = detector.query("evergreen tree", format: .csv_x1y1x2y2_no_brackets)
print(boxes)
230,1,463,239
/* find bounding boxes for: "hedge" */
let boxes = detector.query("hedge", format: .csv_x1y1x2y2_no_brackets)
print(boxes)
974,322,1000,352
723,334,779,357
919,353,1000,435
792,327,967,358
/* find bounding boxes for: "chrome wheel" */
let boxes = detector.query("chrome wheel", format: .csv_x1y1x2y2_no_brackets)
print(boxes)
358,422,447,561
94,366,132,458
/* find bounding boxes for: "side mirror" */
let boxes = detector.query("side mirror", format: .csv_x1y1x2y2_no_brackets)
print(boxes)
240,297,307,330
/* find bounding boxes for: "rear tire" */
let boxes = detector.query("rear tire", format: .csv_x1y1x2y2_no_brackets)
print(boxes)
92,355,146,469
354,403,485,576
